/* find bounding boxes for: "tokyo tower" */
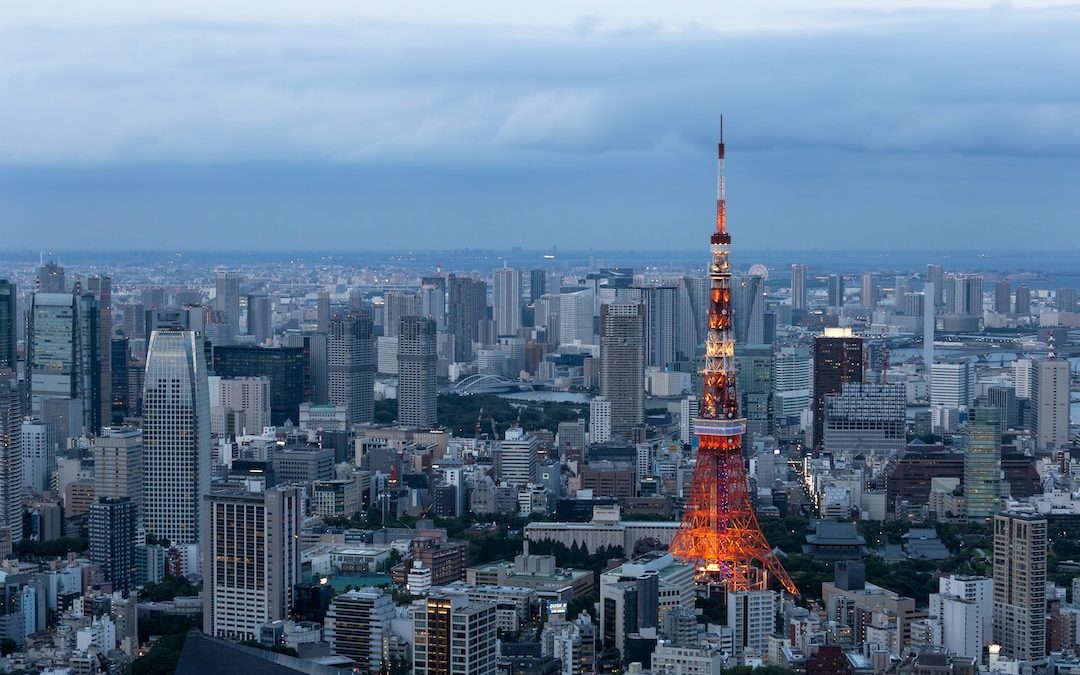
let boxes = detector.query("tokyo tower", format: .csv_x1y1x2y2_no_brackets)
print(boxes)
669,121,799,596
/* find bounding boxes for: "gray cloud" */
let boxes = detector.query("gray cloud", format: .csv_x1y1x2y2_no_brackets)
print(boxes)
2,7,1079,166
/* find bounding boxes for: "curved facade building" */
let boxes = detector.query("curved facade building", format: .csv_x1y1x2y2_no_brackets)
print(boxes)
143,329,211,546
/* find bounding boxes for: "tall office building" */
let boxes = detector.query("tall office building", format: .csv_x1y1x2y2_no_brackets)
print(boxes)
284,331,329,405
945,274,983,317
420,284,447,331
735,345,773,443
895,275,911,310
860,273,878,308
992,510,1047,664
559,290,594,346
639,285,678,368
142,329,211,546
1014,285,1031,316
675,276,708,364
87,276,113,432
599,302,645,439
38,260,66,292
110,337,130,423
493,268,522,337
27,291,100,433
214,270,242,339
822,383,906,456
1055,287,1078,312
790,264,806,311
0,280,16,372
414,593,497,675
926,264,945,309
383,290,421,338
20,419,53,494
529,269,547,304
246,294,272,345
213,346,305,426
317,291,331,333
448,276,487,361
398,317,437,429
965,407,1002,521
931,362,975,408
1032,357,1070,451
328,312,375,426
497,428,537,486
209,376,271,436
827,274,844,308
0,380,23,542
92,427,143,514
733,275,765,345
325,590,396,674
202,485,302,641
773,347,812,437
811,328,864,450
1013,358,1033,399
89,497,138,592
994,280,1012,315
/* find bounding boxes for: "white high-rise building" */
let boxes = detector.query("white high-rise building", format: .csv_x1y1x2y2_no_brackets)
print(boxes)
559,290,594,345
772,347,812,419
1032,357,1070,451
202,484,302,642
727,590,776,656
326,589,396,672
590,397,612,444
143,329,211,546
931,362,975,408
498,428,537,486
1013,358,1033,399
420,284,446,331
493,268,522,337
790,264,806,311
21,419,54,494
92,426,143,513
930,575,992,657
679,396,697,444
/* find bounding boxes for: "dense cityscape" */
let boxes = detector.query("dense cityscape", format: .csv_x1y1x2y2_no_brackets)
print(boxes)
0,129,1078,675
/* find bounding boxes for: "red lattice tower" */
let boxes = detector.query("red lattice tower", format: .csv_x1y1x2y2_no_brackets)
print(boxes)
669,121,799,596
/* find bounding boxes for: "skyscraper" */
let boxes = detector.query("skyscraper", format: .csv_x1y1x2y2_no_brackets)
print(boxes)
493,268,522,337
599,302,644,438
20,419,53,494
328,312,375,426
1032,356,1070,451
398,316,437,429
675,276,708,364
992,509,1047,664
860,273,877,308
142,329,211,546
827,274,844,309
529,269,547,304
497,427,537,486
202,485,302,641
420,284,447,331
215,270,241,339
812,328,864,450
317,291,331,333
414,593,497,675
639,285,677,368
1054,287,1078,312
448,276,487,361
37,260,65,292
559,289,594,346
0,379,23,542
92,427,143,514
926,264,945,309
733,275,764,345
245,293,272,345
0,280,15,372
790,264,806,311
931,362,975,408
27,291,100,433
965,407,1002,521
383,290,421,339
1014,285,1031,315
994,280,1012,315
87,276,113,433
213,346,305,426
89,497,138,592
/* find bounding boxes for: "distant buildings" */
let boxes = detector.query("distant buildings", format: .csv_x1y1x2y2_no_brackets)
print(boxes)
1032,356,1070,451
599,302,644,439
398,316,438,429
812,328,863,450
328,312,375,426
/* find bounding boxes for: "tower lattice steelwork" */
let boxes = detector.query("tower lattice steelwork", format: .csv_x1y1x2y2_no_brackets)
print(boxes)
669,121,799,596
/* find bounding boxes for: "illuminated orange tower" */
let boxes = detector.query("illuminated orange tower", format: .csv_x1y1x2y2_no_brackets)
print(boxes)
669,121,798,596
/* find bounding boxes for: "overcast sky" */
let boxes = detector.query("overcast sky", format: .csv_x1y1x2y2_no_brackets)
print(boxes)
2,1,1078,251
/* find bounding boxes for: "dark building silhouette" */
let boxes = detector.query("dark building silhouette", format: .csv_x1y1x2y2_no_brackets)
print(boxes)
213,345,305,426
812,329,864,450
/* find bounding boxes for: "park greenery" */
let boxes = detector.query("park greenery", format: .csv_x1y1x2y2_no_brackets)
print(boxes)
14,537,87,559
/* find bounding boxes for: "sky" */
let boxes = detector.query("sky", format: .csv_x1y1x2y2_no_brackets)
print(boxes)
2,1,1079,252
